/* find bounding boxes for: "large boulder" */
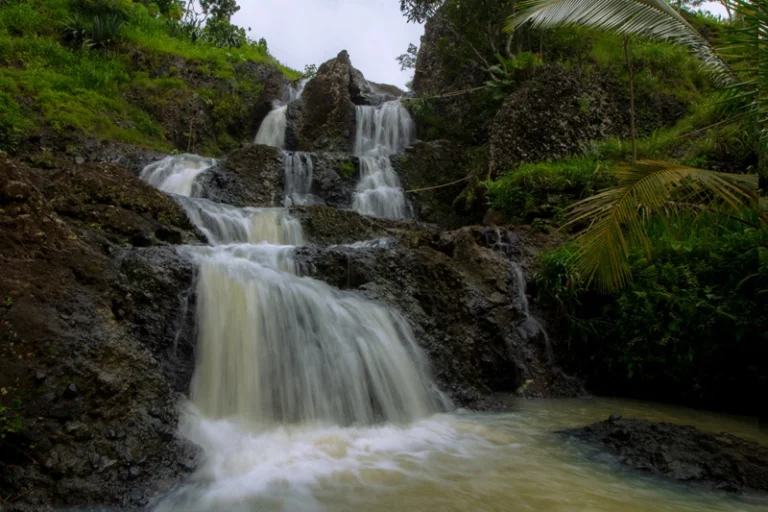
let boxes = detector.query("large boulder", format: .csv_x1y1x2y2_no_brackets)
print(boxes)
0,157,201,510
286,51,404,152
296,224,584,406
302,152,360,208
561,418,768,494
287,51,358,152
199,143,285,207
489,66,624,174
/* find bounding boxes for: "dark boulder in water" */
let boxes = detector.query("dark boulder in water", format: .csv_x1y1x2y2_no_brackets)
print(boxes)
561,418,768,494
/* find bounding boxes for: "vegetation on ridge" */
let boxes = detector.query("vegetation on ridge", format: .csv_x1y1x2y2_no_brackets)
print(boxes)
0,0,298,154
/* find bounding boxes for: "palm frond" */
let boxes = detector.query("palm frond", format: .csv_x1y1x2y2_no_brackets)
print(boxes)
717,0,768,164
507,0,733,84
564,160,758,292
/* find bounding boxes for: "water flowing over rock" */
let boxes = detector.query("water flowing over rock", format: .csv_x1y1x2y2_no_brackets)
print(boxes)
138,154,447,451
175,198,304,245
255,80,307,149
140,154,217,196
352,101,414,219
283,151,318,206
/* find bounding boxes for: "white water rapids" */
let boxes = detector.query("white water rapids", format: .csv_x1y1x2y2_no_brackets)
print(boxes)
140,140,766,512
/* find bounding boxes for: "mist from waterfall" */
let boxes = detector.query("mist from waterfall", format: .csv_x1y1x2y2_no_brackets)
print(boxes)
254,79,307,149
352,101,414,219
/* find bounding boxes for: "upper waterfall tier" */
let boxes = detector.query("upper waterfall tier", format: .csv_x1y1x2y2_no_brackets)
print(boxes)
255,80,307,149
352,101,414,219
354,101,414,157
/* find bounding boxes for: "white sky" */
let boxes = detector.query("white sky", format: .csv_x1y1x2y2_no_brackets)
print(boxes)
234,1,729,89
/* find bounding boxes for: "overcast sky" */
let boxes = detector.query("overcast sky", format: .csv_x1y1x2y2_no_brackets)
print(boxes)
234,1,729,90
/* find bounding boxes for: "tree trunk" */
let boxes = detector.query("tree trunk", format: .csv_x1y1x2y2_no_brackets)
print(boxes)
623,36,638,164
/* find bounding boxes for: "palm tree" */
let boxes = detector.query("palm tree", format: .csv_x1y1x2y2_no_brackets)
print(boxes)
564,162,759,291
506,0,764,292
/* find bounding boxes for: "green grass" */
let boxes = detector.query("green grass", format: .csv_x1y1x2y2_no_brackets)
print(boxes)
0,0,300,153
486,93,754,228
486,156,614,228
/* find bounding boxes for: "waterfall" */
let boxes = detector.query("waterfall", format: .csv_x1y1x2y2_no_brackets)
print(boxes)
184,245,437,426
352,101,414,219
175,197,304,245
139,154,216,196
283,151,314,206
139,156,444,428
254,80,307,149
511,263,554,363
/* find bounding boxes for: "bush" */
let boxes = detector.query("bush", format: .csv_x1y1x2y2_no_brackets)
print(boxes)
535,220,767,415
486,156,615,227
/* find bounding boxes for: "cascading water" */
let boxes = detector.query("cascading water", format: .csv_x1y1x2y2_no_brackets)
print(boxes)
352,101,414,219
511,262,554,363
254,80,306,149
141,95,761,512
282,151,315,206
140,154,216,196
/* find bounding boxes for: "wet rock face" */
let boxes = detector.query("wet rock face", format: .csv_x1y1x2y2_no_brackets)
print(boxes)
199,143,285,207
288,51,357,153
0,157,200,509
489,66,624,173
295,224,584,406
561,418,768,494
394,139,479,228
286,50,404,153
196,145,359,209
305,152,360,208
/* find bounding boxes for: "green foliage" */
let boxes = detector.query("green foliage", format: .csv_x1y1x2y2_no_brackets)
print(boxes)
486,156,615,226
0,0,299,153
397,43,418,71
89,13,127,47
534,221,767,413
337,160,356,179
0,92,33,152
485,52,542,103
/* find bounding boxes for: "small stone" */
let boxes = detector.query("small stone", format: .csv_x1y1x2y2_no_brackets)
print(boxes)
35,371,47,382
64,383,79,398
2,180,30,200
608,414,622,423
74,156,85,165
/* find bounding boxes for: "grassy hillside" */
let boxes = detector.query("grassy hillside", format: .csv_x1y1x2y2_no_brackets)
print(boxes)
0,0,300,155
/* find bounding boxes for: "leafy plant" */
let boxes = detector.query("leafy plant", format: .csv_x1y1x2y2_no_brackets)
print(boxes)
90,13,126,47
507,0,766,292
564,160,759,291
